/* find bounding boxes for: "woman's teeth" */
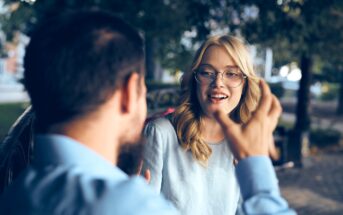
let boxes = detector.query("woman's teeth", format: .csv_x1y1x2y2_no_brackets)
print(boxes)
209,94,228,100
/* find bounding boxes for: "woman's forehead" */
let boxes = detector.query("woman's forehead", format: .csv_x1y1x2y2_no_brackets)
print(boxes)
200,45,236,67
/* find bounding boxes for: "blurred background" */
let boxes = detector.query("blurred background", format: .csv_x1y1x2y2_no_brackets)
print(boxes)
0,0,342,214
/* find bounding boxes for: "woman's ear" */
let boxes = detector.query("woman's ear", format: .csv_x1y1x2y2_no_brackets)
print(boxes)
120,73,140,114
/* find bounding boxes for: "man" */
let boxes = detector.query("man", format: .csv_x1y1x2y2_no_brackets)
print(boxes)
0,10,176,214
0,9,295,215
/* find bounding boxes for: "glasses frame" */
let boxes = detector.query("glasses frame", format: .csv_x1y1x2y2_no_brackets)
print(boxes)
193,68,247,88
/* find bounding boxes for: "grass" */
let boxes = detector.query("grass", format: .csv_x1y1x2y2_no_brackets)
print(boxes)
278,118,294,130
0,103,29,141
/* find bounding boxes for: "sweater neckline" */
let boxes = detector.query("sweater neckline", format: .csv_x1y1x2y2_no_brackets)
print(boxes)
207,138,226,145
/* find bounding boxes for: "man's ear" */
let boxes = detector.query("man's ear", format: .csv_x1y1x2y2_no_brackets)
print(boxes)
120,73,140,114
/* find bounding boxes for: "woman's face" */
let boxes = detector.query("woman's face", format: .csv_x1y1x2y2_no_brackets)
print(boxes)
195,45,245,117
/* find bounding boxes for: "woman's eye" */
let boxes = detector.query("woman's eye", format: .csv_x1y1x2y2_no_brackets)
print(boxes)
225,72,239,78
200,71,214,76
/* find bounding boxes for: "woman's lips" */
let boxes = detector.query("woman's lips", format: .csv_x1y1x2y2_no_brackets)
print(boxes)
208,93,229,103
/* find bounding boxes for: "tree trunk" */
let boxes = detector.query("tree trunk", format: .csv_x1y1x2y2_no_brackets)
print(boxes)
145,35,156,81
288,54,313,167
337,72,343,115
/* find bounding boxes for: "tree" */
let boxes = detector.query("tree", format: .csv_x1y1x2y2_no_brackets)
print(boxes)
1,0,199,81
1,0,250,81
239,0,342,166
319,1,343,115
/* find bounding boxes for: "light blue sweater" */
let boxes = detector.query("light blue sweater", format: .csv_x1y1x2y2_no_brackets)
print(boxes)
142,117,241,215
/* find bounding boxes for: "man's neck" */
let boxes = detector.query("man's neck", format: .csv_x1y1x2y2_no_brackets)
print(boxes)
49,116,121,165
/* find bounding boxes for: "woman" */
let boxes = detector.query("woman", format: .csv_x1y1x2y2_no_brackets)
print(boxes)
142,35,260,215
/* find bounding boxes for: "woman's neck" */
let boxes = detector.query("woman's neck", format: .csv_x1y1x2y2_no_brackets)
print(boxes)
200,116,225,144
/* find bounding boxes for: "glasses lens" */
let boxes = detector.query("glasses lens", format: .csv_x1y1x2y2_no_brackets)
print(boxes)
194,68,245,88
195,70,211,84
224,72,244,88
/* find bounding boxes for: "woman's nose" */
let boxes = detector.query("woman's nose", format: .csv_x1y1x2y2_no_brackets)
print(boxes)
211,73,225,87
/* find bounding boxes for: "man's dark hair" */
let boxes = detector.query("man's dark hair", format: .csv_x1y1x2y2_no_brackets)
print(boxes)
117,138,145,176
24,10,144,130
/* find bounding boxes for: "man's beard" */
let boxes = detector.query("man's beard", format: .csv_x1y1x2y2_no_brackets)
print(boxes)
117,137,146,176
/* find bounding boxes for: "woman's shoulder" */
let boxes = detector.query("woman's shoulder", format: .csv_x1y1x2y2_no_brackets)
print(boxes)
144,115,178,140
145,115,174,131
143,115,179,150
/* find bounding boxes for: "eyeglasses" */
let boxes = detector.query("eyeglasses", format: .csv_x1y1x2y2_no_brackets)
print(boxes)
194,66,247,88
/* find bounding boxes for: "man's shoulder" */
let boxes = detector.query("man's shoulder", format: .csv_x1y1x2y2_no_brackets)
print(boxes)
94,176,178,214
0,166,179,214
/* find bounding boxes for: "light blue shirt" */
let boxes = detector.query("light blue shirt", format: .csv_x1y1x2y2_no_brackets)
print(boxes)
236,156,297,215
0,134,178,215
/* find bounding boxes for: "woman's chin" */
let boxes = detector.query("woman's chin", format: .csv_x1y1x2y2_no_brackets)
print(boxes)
205,106,232,117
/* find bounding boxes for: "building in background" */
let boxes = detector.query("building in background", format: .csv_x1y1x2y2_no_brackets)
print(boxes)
0,32,28,85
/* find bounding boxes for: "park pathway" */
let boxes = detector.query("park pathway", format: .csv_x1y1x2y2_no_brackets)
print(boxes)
277,147,343,215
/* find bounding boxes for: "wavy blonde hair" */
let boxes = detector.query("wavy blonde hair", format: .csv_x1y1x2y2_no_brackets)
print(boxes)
172,35,261,165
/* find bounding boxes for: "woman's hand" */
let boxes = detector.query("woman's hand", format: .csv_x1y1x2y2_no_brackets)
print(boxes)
137,161,151,183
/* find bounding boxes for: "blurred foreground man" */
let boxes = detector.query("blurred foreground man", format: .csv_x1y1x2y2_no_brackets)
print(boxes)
0,9,295,215
0,10,176,214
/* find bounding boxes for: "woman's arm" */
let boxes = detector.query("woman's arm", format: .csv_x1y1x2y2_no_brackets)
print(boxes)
141,121,164,192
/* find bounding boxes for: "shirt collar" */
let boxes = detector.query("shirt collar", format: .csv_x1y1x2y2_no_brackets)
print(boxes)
33,134,127,180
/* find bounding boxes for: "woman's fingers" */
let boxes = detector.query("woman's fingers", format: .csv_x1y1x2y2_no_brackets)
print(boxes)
144,169,151,184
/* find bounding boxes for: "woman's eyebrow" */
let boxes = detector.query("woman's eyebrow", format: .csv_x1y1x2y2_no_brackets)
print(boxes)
224,65,239,69
198,63,214,68
199,63,238,68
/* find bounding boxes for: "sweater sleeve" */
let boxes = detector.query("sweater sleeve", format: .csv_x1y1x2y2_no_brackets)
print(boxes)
235,156,297,215
142,121,164,193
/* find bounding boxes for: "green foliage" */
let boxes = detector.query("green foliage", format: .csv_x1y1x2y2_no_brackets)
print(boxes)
146,82,180,110
0,2,36,41
269,82,285,98
318,62,343,84
277,119,294,130
158,42,195,74
310,128,341,148
0,103,29,141
146,81,179,92
320,83,339,101
0,0,248,79
1,0,192,78
240,0,343,137
240,0,342,59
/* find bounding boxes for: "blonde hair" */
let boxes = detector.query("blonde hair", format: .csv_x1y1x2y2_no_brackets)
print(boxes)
172,35,261,165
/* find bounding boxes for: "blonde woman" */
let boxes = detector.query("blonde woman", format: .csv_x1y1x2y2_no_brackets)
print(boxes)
142,35,261,215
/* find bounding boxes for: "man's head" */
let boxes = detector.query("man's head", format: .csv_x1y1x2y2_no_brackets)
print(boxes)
24,10,146,136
